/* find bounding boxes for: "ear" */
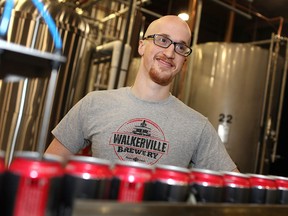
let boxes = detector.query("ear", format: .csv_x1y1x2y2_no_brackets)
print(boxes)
138,40,145,56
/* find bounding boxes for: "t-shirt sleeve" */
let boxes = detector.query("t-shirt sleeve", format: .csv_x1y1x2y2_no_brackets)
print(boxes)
51,95,90,154
191,120,237,171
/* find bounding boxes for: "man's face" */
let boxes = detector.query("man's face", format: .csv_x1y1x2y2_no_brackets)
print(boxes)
138,18,191,86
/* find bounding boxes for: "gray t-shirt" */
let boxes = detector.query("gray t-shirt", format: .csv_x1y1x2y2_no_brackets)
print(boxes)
52,87,236,171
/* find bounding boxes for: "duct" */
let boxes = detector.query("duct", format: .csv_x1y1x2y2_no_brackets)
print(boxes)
95,40,131,89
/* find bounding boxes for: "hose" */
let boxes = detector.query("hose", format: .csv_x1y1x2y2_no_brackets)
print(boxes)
0,0,62,50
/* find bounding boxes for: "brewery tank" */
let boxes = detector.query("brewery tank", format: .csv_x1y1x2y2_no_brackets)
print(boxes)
185,42,270,173
0,0,93,158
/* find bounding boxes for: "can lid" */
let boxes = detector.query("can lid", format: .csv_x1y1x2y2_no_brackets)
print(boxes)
155,164,189,174
270,175,288,181
13,151,63,163
114,160,152,170
43,153,64,163
248,174,277,188
9,152,64,177
192,168,223,176
68,155,111,166
191,168,223,186
0,151,5,171
222,172,250,187
222,171,249,179
14,151,40,160
269,175,288,189
0,150,5,158
248,173,274,180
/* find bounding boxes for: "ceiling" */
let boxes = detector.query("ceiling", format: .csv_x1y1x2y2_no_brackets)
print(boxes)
141,0,288,19
252,0,288,19
140,0,288,42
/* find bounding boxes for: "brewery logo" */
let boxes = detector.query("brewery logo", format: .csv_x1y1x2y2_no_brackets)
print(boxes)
110,118,169,165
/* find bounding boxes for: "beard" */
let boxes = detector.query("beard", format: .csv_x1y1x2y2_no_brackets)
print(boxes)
149,67,175,86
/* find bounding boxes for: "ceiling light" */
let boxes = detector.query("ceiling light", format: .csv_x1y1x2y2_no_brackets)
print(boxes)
178,13,189,21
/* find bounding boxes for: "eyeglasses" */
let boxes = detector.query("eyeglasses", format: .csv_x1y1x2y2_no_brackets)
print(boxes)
143,34,192,57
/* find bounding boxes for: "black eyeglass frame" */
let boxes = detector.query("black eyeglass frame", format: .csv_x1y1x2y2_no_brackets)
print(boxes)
143,34,192,57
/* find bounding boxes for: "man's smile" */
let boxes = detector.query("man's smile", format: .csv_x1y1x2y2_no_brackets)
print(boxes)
155,56,175,68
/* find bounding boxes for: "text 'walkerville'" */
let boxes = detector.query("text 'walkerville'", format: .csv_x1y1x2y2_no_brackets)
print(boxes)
112,133,168,153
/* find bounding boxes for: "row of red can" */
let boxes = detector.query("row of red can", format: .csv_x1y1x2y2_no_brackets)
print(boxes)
1,151,288,216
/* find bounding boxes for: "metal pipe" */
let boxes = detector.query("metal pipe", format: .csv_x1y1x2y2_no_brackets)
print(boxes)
255,34,274,173
7,79,28,166
127,0,137,45
138,7,162,18
257,34,276,173
100,7,128,23
222,0,284,36
191,1,202,51
37,68,59,157
115,0,162,18
210,0,252,19
247,39,276,46
31,15,41,49
264,37,281,166
271,37,288,162
96,40,122,90
113,0,135,89
184,0,203,105
117,44,131,88
224,0,236,42
187,0,197,36
254,13,284,37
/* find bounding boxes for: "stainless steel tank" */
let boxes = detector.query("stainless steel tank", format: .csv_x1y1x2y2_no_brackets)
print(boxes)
0,1,50,156
185,43,269,173
0,0,92,158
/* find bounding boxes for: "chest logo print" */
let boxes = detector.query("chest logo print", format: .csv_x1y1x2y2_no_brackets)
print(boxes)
110,118,169,165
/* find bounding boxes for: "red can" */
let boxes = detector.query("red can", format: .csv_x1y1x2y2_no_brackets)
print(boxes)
0,150,5,180
249,174,278,204
110,161,152,202
149,164,190,202
0,151,4,170
222,172,250,203
271,176,288,204
5,151,64,216
60,156,112,215
190,168,224,203
0,151,5,215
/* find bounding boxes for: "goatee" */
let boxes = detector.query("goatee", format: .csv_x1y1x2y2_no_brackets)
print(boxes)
149,67,174,86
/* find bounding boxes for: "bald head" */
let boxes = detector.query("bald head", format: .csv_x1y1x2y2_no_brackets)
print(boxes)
144,15,192,46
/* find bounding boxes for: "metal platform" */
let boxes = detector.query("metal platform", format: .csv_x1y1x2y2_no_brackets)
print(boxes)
0,39,66,80
0,39,66,164
73,200,288,216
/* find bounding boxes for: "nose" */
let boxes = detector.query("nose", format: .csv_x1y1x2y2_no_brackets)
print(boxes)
162,43,175,58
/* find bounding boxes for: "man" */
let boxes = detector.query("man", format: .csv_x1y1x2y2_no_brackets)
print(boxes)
45,15,238,172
